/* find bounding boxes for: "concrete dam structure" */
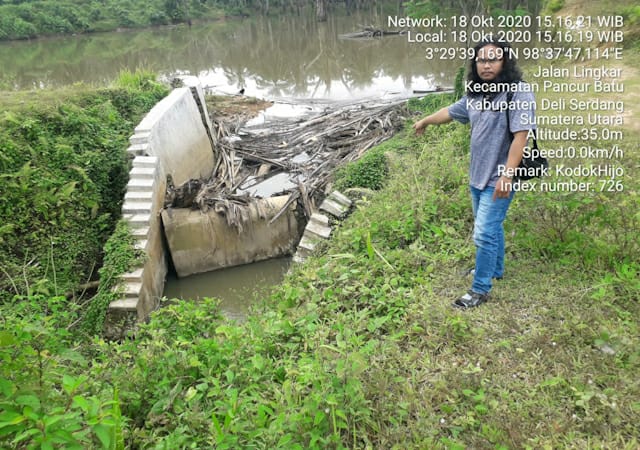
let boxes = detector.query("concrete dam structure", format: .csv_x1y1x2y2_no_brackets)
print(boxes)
102,79,398,337
104,81,305,337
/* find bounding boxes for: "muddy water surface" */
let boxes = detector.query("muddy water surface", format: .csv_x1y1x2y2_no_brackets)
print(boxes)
163,257,291,320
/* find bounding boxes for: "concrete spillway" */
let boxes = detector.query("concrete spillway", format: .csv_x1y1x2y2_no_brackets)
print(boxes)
104,80,303,338
162,195,302,278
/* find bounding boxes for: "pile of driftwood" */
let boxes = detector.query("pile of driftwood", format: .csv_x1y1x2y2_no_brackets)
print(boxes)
339,27,406,39
165,99,411,230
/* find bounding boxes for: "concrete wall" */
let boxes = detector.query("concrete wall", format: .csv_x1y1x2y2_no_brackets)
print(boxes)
162,196,302,278
105,82,216,338
130,84,215,185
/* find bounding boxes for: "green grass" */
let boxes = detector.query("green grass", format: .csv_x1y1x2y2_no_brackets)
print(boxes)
0,71,167,300
278,108,639,447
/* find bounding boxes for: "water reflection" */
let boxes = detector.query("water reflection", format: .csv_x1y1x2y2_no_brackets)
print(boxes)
163,257,291,320
0,10,461,100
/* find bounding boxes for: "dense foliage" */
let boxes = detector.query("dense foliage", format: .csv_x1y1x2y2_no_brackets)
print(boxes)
0,0,224,40
333,148,389,191
0,0,378,41
0,72,167,301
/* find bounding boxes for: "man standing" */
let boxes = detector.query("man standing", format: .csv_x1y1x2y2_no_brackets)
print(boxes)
413,39,536,308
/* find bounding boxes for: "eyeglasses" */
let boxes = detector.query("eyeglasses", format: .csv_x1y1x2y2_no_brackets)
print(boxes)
475,58,502,65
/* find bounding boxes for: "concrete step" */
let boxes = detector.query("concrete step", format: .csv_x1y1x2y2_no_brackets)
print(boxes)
130,167,156,179
127,143,150,156
298,236,317,252
329,190,352,208
134,239,148,251
122,268,144,282
310,212,329,227
126,214,151,228
123,282,142,297
134,123,153,134
125,190,154,201
319,198,349,218
296,246,312,258
109,298,138,311
132,155,158,168
130,226,150,238
293,254,306,263
127,178,154,191
122,201,153,214
305,221,331,239
129,132,151,146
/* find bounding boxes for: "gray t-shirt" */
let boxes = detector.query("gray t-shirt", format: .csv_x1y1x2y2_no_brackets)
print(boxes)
448,81,536,189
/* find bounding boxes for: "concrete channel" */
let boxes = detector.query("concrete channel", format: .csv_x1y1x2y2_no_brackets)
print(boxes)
104,80,352,338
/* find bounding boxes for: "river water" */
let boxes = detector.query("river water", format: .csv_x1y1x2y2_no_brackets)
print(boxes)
1,5,467,316
0,6,462,98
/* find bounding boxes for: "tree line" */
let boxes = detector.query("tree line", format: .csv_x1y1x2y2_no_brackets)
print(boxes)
0,0,545,41
0,0,382,40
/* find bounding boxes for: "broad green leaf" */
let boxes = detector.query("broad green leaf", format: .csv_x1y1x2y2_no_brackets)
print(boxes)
93,424,113,449
62,374,77,395
211,413,223,440
15,395,40,411
61,181,77,196
11,427,41,443
184,386,198,402
366,231,374,259
0,378,15,397
59,349,87,365
50,428,83,448
0,331,16,347
22,406,39,421
0,423,23,437
0,410,25,426
62,375,87,396
43,414,65,429
277,433,293,448
334,409,347,420
72,396,90,413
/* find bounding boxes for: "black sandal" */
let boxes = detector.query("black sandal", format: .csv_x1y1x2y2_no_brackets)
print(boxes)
452,290,489,309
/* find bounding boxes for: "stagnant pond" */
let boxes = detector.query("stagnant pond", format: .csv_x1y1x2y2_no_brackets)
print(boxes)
1,4,500,314
163,257,291,320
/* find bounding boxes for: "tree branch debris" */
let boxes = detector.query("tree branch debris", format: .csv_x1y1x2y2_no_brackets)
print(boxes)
165,99,412,230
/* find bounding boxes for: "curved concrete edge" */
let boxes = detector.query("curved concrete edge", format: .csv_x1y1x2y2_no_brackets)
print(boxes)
129,87,215,186
104,84,216,339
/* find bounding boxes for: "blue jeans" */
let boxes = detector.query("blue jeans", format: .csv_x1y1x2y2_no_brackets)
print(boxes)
470,186,515,294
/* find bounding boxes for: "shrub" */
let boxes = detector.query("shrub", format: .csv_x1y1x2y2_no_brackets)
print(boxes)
0,76,167,301
0,295,124,449
546,0,565,14
333,149,388,191
623,5,640,24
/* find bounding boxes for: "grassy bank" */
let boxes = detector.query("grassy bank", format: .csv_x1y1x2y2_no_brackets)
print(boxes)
3,69,637,449
0,72,167,300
